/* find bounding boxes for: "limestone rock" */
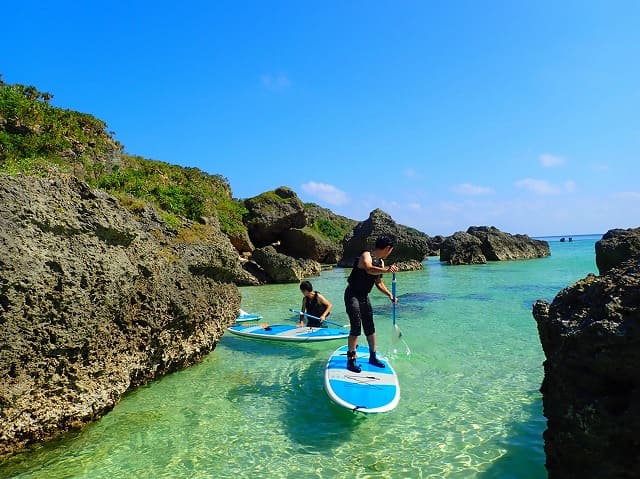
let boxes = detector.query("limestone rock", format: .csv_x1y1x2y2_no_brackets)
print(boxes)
338,209,432,268
277,228,342,264
440,231,486,265
428,235,445,256
595,227,640,275
201,214,254,255
440,226,550,265
243,187,306,247
532,237,640,478
227,228,255,254
251,246,322,283
0,173,241,458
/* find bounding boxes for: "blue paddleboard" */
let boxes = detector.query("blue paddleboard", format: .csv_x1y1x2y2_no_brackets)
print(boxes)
235,309,263,322
324,345,400,413
227,324,348,342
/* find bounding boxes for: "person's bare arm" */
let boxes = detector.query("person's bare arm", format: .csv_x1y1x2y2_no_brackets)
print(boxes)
359,251,399,275
316,293,332,320
298,298,306,326
375,277,396,303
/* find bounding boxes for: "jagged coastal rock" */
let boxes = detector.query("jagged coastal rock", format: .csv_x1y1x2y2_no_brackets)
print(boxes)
251,245,322,283
594,227,640,275
276,203,355,264
338,209,434,268
439,231,485,265
239,189,353,281
0,174,241,458
532,227,640,478
243,187,306,248
440,226,550,265
277,228,342,264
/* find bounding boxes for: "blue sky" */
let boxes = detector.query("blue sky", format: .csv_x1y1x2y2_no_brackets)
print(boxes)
3,1,639,236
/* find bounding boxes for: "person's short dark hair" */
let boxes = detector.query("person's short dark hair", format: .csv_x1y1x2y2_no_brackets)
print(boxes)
375,235,395,249
299,280,313,292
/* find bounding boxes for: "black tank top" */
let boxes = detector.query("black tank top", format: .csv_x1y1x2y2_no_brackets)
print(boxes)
304,292,327,326
346,251,382,297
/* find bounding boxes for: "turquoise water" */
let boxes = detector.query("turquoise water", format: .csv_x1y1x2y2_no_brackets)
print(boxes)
0,235,600,479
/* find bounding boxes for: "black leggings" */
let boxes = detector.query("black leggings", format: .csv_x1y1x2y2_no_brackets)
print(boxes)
344,287,375,337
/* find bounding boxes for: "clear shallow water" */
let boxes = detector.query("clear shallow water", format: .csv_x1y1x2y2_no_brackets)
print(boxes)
1,235,600,479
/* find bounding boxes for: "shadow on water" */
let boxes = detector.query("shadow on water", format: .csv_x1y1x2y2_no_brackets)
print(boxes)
399,291,448,303
222,335,321,408
371,292,447,318
478,396,547,479
220,333,319,360
460,293,492,301
279,358,365,450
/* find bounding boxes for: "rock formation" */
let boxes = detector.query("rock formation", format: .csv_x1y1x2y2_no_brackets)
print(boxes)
277,228,342,264
0,173,241,458
294,203,357,263
533,227,640,478
440,226,550,265
338,209,433,268
594,227,640,275
243,187,306,247
240,190,356,280
439,231,486,265
251,246,322,283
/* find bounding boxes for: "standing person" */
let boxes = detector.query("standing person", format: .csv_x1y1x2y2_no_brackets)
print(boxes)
344,235,398,373
297,280,332,327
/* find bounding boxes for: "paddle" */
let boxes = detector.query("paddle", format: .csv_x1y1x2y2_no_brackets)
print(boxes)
392,272,400,343
391,272,410,355
288,308,349,328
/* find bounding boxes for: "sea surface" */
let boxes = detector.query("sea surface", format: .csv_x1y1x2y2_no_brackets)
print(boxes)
0,234,601,479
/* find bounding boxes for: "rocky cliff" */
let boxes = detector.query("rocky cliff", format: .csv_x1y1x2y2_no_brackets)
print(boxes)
533,227,640,478
0,173,241,458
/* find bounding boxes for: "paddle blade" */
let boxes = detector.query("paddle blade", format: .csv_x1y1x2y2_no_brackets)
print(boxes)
392,323,402,344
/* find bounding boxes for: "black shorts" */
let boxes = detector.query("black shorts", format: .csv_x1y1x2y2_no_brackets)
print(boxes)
306,319,323,328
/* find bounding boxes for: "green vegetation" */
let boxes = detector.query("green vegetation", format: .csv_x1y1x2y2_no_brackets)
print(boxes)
0,76,247,236
243,187,299,216
304,202,357,244
0,77,120,179
96,155,247,235
0,76,355,244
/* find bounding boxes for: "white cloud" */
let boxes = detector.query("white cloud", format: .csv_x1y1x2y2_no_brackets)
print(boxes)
515,178,577,195
403,168,421,179
564,180,577,193
614,191,640,200
539,153,565,168
301,181,349,205
515,178,561,195
452,183,495,195
261,72,291,91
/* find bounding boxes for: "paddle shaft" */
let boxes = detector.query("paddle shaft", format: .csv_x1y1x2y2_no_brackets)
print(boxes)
288,308,347,329
392,272,397,326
